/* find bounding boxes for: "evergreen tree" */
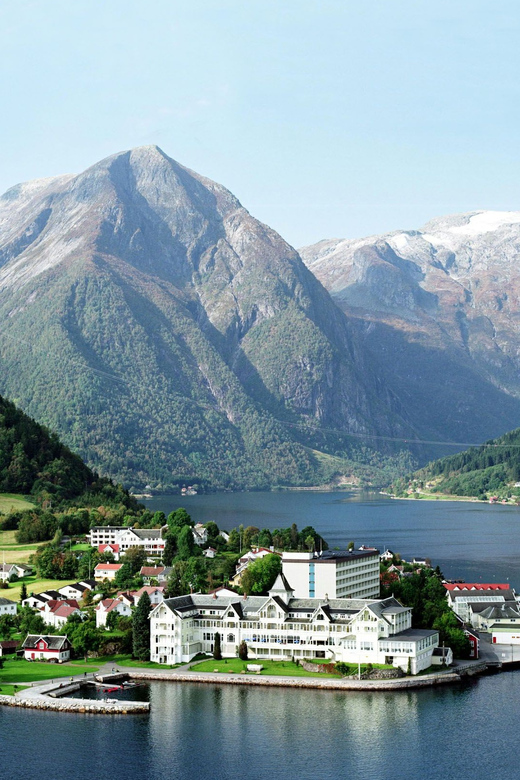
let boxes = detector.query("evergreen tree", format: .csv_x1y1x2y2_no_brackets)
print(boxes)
177,524,195,560
133,591,152,661
238,640,248,661
20,581,27,603
213,631,222,661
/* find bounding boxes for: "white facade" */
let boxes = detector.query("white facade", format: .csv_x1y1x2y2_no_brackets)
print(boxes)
89,526,166,555
282,550,380,600
0,597,17,616
95,599,132,628
150,575,439,675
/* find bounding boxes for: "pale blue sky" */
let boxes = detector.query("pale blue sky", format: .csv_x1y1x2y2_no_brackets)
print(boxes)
1,0,519,247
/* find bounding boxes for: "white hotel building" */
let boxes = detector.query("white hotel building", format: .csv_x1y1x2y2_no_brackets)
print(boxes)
88,526,165,556
281,549,381,600
150,574,439,675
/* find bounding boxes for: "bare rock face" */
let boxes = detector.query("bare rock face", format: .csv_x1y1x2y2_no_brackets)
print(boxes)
0,146,423,489
300,212,520,448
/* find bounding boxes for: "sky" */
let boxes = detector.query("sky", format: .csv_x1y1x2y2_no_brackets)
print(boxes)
1,0,520,247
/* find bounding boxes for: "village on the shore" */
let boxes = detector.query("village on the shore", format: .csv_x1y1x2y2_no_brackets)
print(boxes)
2,513,519,704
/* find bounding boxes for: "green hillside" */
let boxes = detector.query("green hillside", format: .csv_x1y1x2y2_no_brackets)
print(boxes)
392,428,520,501
0,393,138,509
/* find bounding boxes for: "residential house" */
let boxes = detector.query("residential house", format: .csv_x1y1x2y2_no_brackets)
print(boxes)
203,547,217,559
58,582,92,600
22,594,48,610
95,598,132,629
134,585,164,606
0,563,16,582
0,640,19,657
40,601,82,629
38,590,62,602
116,591,136,607
281,549,380,600
157,567,172,585
22,634,71,662
98,543,120,560
0,596,17,616
94,563,123,581
150,573,439,674
231,548,281,588
380,550,395,562
140,566,165,584
12,563,33,578
192,524,208,546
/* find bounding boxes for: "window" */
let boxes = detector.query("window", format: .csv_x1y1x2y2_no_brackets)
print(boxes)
227,634,235,643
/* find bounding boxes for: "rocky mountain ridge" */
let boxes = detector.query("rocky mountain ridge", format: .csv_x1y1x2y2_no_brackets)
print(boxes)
300,210,520,449
0,146,418,489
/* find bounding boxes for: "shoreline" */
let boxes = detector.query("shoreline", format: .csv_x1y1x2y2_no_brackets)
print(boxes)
0,663,486,714
379,491,519,505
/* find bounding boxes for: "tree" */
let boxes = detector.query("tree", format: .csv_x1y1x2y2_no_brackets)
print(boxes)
227,528,240,553
162,532,177,566
205,522,220,544
213,631,222,660
106,610,118,631
167,508,193,533
238,640,248,661
241,554,282,595
121,546,147,575
133,591,152,661
348,541,355,551
70,621,101,662
20,581,27,603
177,524,195,560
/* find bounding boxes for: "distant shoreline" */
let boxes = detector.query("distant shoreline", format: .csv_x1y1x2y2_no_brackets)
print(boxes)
380,491,520,506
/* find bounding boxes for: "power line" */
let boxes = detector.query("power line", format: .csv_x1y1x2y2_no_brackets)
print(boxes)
1,326,519,450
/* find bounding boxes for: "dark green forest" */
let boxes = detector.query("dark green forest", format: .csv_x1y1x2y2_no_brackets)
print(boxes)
393,427,520,499
0,393,139,509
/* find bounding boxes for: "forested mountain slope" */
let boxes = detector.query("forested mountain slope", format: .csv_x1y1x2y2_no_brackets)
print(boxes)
0,393,134,507
0,146,418,490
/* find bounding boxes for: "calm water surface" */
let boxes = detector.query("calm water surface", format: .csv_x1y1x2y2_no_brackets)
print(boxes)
145,490,520,587
4,491,520,779
2,674,520,780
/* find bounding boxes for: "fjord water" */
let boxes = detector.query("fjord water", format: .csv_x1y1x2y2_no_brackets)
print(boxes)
2,674,520,780
144,490,520,588
4,491,520,779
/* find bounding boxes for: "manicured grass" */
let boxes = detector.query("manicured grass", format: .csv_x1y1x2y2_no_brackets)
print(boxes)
3,576,79,603
0,657,100,684
0,684,29,696
70,543,90,551
0,493,35,514
190,658,341,678
0,529,41,564
91,653,180,669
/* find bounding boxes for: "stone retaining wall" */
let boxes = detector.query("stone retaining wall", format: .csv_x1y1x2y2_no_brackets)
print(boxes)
128,670,462,691
0,694,149,714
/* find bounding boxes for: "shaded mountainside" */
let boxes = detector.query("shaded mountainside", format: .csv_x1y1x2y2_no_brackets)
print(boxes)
300,212,520,450
0,146,418,491
0,393,136,508
395,427,520,500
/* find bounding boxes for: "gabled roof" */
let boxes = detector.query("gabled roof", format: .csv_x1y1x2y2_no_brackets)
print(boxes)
444,583,510,592
22,634,70,650
94,563,122,571
0,596,17,606
140,566,165,577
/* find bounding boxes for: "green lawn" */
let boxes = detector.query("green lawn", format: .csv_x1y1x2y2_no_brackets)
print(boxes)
70,543,90,551
190,658,342,678
0,657,100,684
0,493,35,514
0,684,29,696
3,576,79,603
86,653,181,669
